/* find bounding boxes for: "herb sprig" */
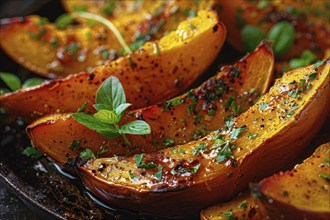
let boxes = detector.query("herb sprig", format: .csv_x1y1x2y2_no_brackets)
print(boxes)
72,76,151,146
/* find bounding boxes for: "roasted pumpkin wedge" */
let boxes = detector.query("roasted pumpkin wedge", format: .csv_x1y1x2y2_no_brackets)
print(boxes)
79,60,330,217
200,192,261,220
253,142,330,220
0,1,219,78
219,0,330,59
0,1,218,77
27,41,274,166
0,10,226,122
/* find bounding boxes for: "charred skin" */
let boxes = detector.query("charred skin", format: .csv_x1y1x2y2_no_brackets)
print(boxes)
27,41,274,167
0,10,226,122
219,0,330,59
0,0,219,77
79,61,330,217
254,142,330,220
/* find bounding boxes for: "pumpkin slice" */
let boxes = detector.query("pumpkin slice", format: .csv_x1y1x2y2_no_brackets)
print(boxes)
200,192,260,220
27,41,274,167
219,0,330,59
0,10,226,122
79,60,330,217
0,1,218,77
253,142,330,220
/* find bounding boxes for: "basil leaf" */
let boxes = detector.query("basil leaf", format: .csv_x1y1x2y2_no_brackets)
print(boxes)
93,109,118,124
22,78,44,88
241,26,266,52
115,103,132,115
93,103,112,111
119,120,151,135
268,21,295,55
0,88,10,95
96,76,125,110
55,13,74,29
0,72,21,91
72,112,120,139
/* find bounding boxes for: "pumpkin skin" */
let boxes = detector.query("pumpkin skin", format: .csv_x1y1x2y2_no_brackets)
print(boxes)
253,142,330,220
26,41,274,167
219,0,330,59
0,0,218,77
78,60,330,217
0,10,226,122
200,192,261,220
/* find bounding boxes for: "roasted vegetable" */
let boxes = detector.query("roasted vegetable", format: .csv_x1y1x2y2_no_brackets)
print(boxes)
253,142,330,220
27,41,274,166
79,60,330,217
0,10,226,121
219,0,330,59
0,0,218,77
200,192,261,220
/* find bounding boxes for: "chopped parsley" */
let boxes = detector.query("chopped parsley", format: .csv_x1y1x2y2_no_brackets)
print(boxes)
248,132,258,139
22,147,43,159
153,165,163,181
192,143,206,155
229,127,246,139
79,149,96,160
238,200,248,209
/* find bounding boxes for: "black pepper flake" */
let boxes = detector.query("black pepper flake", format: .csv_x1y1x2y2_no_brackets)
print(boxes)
88,73,95,81
212,24,219,32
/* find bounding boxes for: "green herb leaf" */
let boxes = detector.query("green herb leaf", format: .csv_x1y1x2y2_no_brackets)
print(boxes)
93,109,118,124
93,103,112,111
164,137,175,146
308,72,317,80
115,103,132,115
77,101,88,113
139,162,157,169
72,112,120,139
22,147,43,159
192,143,206,155
323,157,330,165
154,165,163,181
0,72,21,91
69,139,82,151
241,26,266,52
216,142,235,163
22,78,44,88
238,200,248,209
96,76,125,111
55,13,74,29
134,154,144,166
223,209,236,220
79,149,96,160
248,132,258,139
119,120,151,135
229,127,246,139
191,163,201,174
313,60,325,70
258,103,269,111
267,21,295,55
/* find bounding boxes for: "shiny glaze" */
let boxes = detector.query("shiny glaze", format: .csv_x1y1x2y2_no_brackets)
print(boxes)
0,10,226,121
80,60,330,217
27,41,274,166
